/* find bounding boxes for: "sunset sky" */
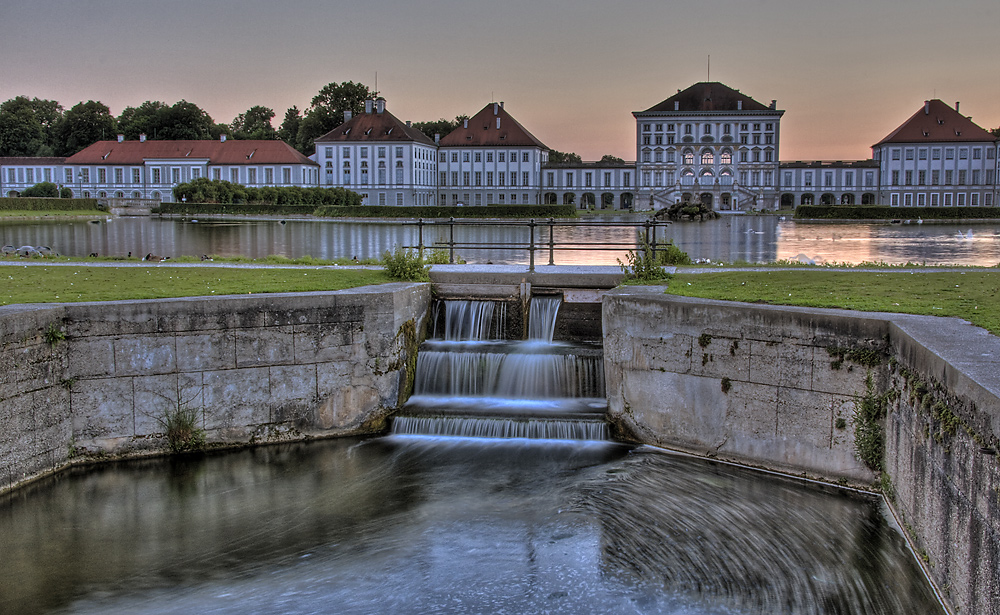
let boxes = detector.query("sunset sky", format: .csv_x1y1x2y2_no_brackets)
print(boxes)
2,0,998,161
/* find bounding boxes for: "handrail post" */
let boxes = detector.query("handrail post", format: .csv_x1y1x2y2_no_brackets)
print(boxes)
417,218,424,259
528,218,536,272
650,218,657,260
547,217,555,266
448,217,455,264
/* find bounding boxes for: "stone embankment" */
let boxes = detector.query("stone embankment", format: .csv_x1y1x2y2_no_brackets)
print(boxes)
0,283,428,493
603,288,1000,615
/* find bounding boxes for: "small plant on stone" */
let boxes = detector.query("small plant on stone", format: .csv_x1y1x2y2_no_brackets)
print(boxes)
44,322,66,346
618,236,670,283
382,246,430,281
853,371,888,472
162,400,206,453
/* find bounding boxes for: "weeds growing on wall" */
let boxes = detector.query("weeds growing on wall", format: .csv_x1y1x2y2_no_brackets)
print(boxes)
43,322,65,346
854,371,888,472
163,402,206,453
619,237,670,283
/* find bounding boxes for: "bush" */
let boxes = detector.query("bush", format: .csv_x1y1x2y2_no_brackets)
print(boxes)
171,178,361,208
21,182,60,198
657,241,691,265
661,201,720,221
619,237,670,283
314,204,577,218
381,247,430,281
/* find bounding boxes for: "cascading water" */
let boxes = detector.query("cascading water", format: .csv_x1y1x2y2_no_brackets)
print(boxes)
393,297,608,440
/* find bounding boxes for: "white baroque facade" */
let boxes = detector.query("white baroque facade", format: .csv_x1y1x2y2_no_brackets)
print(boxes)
872,100,998,208
632,82,784,211
437,102,548,207
313,98,438,207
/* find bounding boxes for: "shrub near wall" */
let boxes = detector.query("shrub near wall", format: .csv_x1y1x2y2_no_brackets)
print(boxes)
796,205,1000,220
0,197,102,211
170,178,362,209
153,203,317,215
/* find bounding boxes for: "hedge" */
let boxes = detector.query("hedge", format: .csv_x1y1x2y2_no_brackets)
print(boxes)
795,205,1000,220
172,178,362,207
152,203,318,215
0,197,103,212
313,204,578,218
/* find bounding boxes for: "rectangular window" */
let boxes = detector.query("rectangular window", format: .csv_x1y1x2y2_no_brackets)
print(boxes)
25,168,33,183
486,152,493,163
150,168,159,183
824,172,833,187
945,170,953,185
132,168,141,184
378,147,386,158
441,172,447,186
361,147,368,158
325,147,333,159
973,148,982,160
451,152,458,163
343,147,350,158
931,170,939,185
475,152,482,163
845,172,853,187
114,168,123,183
231,168,239,183
565,173,573,187
958,170,966,185
918,171,925,185
511,172,518,186
986,193,993,206
604,172,612,187
931,193,939,206
945,148,954,160
959,148,968,160
65,168,73,183
932,148,940,160
498,172,505,186
248,168,256,183
904,193,912,206
585,172,592,187
905,149,914,160
654,172,662,187
395,169,403,184
944,193,953,206
396,192,404,206
904,171,912,185
475,194,482,206
804,172,813,187
486,172,493,186
474,172,482,186
891,149,901,160
439,152,446,162
865,172,874,187
379,193,386,206
784,172,793,186
191,168,201,180
523,172,529,186
395,147,403,158
972,193,979,206
98,168,107,183
918,148,927,160
522,153,529,163
918,193,926,206
498,152,505,162
623,172,631,187
282,168,291,184
265,168,274,184
547,172,554,187
891,193,899,206
463,172,470,186
958,193,966,206
972,170,981,185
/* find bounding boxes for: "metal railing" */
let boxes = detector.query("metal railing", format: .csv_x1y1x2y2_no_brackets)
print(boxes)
406,217,671,271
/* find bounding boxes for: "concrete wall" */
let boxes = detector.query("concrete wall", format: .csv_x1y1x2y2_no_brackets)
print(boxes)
604,288,1000,615
0,283,429,494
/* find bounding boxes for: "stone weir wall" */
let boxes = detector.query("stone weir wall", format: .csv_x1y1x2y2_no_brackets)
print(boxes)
0,283,430,495
603,287,1000,615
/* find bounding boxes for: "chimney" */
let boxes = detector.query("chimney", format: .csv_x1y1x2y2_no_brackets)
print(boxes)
500,101,504,109
924,100,930,115
770,100,776,110
139,134,147,142
674,101,680,111
375,97,385,114
220,134,226,142
955,101,960,113
344,110,352,122
493,102,499,115
463,119,469,129
435,133,440,144
365,99,373,114
737,100,743,110
406,120,411,127
117,134,124,143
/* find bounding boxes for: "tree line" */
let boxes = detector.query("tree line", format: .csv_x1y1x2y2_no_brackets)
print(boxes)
0,82,475,159
0,82,639,161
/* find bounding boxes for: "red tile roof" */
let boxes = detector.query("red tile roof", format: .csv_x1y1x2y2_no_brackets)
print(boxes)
636,82,776,114
315,108,436,146
438,103,548,149
0,157,66,165
874,100,996,146
64,140,317,165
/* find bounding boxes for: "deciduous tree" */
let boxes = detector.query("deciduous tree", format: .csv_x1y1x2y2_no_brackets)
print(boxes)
231,106,277,140
412,115,469,141
0,96,63,156
547,150,582,164
56,100,117,155
296,81,372,154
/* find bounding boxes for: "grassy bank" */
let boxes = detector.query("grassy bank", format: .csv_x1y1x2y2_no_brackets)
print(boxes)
666,270,1000,335
0,210,107,218
0,265,391,305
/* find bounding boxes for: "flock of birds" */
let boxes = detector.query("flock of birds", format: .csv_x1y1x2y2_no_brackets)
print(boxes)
0,245,219,262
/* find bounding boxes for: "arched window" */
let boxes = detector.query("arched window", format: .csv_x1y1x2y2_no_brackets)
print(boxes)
683,150,694,165
701,151,714,165
720,151,732,165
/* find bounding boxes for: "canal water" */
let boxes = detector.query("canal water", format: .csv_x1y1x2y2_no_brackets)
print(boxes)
0,296,945,614
2,215,999,265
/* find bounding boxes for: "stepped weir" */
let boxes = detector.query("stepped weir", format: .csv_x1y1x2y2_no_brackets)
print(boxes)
392,297,609,441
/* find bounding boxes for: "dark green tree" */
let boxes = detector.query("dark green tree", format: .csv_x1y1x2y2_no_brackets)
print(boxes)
0,96,63,156
412,115,468,141
116,100,168,140
56,100,117,155
296,81,372,154
231,105,277,140
277,106,302,148
991,126,1000,138
599,154,626,165
547,150,582,164
157,100,215,140
21,182,60,198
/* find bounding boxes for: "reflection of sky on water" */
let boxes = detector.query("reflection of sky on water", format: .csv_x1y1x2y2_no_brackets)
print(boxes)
1,216,999,266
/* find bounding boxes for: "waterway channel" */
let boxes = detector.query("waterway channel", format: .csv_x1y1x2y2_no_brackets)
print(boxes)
2,214,999,265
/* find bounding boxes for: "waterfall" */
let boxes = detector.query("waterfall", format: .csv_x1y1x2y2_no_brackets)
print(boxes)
393,297,607,441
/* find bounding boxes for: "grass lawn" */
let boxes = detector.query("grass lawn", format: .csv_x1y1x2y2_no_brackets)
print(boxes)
666,270,1000,335
0,265,393,305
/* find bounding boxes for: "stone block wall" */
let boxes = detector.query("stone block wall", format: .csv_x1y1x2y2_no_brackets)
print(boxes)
0,283,429,493
603,288,1000,615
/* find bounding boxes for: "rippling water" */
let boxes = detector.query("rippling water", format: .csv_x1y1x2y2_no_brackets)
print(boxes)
1,215,999,265
0,438,942,614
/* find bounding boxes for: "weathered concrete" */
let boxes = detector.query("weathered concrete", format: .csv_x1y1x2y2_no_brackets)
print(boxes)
604,288,1000,615
0,283,429,494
